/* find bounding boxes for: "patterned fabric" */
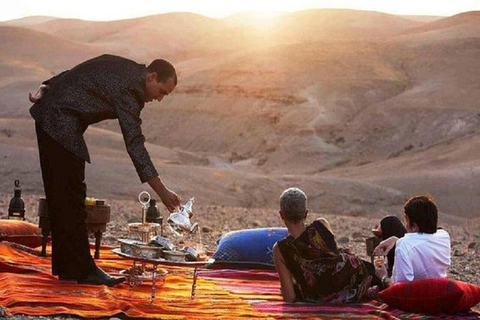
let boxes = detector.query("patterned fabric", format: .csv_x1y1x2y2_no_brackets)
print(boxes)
29,54,158,183
277,220,371,303
1,242,479,319
213,242,243,261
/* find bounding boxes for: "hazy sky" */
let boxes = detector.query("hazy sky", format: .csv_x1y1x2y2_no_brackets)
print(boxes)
2,0,479,21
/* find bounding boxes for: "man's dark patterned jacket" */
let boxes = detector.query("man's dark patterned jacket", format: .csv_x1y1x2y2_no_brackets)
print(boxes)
30,54,158,183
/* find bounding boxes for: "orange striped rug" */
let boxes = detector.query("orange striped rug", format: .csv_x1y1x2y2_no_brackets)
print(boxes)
1,242,479,319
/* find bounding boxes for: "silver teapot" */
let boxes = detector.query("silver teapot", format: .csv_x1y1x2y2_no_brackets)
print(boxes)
167,197,198,234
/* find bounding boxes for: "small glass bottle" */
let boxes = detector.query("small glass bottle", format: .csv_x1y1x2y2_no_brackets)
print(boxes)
374,255,386,269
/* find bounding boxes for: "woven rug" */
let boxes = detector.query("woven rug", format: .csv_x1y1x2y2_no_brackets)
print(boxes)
0,242,478,319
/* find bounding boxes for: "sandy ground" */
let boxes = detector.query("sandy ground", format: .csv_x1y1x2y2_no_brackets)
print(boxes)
1,193,479,319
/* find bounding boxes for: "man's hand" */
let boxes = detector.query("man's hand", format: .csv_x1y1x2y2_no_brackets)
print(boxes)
373,236,398,256
158,187,181,213
29,84,49,103
147,176,181,213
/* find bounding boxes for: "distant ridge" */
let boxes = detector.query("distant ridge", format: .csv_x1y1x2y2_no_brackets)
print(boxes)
1,15,58,25
402,10,480,34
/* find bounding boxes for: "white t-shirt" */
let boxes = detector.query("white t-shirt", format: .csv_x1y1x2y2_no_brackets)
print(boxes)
392,229,451,283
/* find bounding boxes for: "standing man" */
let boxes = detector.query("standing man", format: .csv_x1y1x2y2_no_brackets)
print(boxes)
29,54,181,286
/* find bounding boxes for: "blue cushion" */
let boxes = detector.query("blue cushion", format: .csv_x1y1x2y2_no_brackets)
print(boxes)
211,227,288,269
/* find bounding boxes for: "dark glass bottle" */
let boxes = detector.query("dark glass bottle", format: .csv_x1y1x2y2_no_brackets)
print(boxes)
8,180,25,220
146,199,163,235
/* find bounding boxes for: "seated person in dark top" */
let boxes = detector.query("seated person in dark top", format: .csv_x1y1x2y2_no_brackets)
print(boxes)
273,187,372,303
371,215,407,276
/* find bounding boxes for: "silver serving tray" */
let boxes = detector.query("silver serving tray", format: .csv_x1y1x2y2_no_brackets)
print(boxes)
112,248,215,266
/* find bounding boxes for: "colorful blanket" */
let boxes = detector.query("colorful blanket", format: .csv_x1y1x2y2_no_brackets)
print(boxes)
0,242,478,319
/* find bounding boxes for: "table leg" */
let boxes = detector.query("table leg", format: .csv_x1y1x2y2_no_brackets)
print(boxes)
41,228,50,257
129,260,136,290
191,266,198,300
151,264,158,304
94,230,102,259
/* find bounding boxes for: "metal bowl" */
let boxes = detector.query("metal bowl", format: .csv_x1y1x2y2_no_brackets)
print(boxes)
149,236,176,251
163,250,187,262
118,238,164,260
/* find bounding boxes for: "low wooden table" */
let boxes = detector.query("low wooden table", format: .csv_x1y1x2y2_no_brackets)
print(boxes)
37,198,111,259
112,248,214,303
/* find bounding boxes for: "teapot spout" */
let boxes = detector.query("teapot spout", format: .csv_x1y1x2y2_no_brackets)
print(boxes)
189,222,199,233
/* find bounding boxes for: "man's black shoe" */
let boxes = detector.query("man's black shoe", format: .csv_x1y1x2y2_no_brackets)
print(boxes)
78,267,125,287
58,274,77,281
96,266,126,286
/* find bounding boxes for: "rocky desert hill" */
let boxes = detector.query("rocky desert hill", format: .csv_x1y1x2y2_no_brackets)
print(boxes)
0,9,479,225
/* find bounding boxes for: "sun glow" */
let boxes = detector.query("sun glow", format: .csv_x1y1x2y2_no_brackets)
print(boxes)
248,9,280,27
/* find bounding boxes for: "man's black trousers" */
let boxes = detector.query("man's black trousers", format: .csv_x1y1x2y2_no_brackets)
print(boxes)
35,122,96,280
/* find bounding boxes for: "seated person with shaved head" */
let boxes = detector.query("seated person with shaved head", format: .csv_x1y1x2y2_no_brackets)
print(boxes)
273,187,372,303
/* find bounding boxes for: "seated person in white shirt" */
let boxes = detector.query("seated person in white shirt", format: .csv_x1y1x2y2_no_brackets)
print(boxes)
373,195,451,289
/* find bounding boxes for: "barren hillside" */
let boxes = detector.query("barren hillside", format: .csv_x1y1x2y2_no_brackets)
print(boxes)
0,9,478,222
